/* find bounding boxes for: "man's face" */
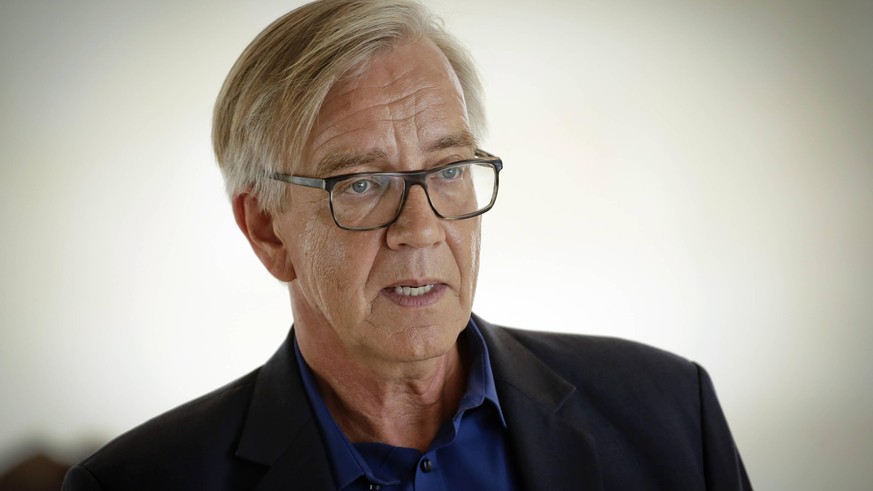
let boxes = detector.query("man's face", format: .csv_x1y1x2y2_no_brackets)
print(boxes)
275,38,481,367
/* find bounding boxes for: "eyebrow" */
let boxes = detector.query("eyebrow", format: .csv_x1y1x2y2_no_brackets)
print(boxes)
426,130,478,154
316,149,388,177
314,130,478,177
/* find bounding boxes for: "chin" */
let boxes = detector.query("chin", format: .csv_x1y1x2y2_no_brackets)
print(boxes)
386,322,463,362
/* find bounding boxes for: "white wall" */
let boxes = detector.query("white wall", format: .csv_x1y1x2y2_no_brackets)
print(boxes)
1,0,871,489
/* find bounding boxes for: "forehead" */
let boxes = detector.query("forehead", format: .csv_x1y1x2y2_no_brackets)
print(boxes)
304,38,471,174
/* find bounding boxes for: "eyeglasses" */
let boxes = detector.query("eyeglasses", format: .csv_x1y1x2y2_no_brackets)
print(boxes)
271,150,503,231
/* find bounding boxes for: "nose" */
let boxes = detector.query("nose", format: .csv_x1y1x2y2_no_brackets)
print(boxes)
386,184,445,249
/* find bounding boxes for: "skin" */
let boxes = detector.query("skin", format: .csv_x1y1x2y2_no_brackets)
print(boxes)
234,38,481,450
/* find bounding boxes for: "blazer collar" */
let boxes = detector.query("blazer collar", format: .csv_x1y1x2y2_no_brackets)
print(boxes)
234,329,335,491
474,314,605,491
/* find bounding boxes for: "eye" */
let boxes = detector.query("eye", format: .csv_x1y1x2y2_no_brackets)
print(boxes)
349,179,373,194
335,175,390,197
439,166,464,180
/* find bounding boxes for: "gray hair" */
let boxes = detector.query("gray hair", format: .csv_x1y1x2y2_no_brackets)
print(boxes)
212,0,486,212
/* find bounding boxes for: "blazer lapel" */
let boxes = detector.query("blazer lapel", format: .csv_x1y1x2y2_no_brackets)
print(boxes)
234,329,335,491
250,421,335,491
476,315,605,491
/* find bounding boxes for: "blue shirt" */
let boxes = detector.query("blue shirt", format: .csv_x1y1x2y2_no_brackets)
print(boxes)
293,319,519,491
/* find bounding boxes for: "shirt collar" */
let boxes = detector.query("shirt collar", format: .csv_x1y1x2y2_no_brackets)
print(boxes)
457,316,506,427
293,317,506,489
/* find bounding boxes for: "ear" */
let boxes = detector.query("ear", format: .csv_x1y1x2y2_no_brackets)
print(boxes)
232,192,296,282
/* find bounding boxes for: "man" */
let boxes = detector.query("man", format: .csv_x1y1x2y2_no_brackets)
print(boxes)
64,0,751,489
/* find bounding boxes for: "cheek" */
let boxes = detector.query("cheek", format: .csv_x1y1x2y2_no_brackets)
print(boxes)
449,219,481,291
287,197,331,273
297,217,381,305
299,222,335,278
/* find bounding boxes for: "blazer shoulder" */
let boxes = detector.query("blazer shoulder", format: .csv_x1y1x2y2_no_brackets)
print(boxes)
497,325,698,380
73,368,262,488
477,323,751,488
478,320,707,424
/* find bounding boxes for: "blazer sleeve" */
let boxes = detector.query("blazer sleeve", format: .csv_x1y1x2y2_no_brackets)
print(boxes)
63,465,106,491
696,363,753,490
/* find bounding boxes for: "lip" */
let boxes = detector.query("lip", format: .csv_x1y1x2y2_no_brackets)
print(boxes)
381,281,447,307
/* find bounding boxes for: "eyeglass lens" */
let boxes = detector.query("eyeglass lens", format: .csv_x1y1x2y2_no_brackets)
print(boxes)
329,162,497,229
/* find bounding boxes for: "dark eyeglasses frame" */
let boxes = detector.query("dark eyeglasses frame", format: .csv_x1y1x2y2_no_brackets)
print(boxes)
271,150,503,231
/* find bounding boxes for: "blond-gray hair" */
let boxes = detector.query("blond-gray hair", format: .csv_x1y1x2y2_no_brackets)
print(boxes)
212,0,485,213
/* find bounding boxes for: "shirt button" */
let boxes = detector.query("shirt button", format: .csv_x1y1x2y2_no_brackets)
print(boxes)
420,458,433,473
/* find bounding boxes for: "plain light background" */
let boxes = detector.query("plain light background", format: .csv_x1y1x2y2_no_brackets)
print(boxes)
1,0,871,489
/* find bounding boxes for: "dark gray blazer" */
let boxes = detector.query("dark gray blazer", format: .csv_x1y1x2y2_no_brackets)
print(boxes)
63,314,751,490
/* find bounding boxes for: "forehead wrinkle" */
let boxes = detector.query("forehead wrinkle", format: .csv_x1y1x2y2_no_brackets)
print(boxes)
313,86,431,147
311,104,469,177
379,61,418,88
365,84,442,123
312,85,451,163
320,61,422,122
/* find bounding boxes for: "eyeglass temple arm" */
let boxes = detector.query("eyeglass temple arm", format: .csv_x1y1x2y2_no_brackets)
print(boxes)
272,173,326,190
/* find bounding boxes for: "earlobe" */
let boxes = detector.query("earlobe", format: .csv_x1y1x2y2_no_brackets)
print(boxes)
232,192,296,282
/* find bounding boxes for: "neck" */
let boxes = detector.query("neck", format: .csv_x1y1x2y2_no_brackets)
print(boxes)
296,322,469,452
